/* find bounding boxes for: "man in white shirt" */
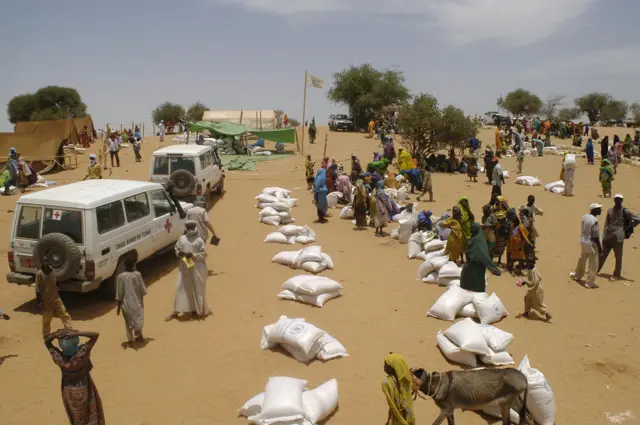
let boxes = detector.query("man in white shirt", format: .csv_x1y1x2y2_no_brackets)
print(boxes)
571,203,602,288
108,134,120,167
159,120,165,143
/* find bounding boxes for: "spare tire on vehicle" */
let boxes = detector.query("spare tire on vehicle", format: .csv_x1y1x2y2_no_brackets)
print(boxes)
33,233,82,281
170,169,196,197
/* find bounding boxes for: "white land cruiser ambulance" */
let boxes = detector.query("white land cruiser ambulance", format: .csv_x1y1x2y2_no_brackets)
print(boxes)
6,180,193,298
149,144,224,201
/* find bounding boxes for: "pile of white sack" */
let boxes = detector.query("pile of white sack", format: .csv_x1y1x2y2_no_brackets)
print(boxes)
384,185,409,203
514,176,542,186
272,246,335,274
201,135,244,154
327,191,344,209
436,318,515,367
482,355,556,425
389,208,421,243
544,180,565,194
428,285,508,324
409,232,444,260
416,250,463,287
278,275,343,308
264,225,317,245
257,187,298,226
261,315,348,363
238,377,339,425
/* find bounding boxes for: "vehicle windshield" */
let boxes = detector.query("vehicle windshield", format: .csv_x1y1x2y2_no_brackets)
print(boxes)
336,115,349,120
43,208,84,244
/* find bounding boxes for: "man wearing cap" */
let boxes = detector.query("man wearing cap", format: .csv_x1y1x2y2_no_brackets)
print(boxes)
185,196,216,242
598,194,633,281
83,153,102,180
571,203,603,288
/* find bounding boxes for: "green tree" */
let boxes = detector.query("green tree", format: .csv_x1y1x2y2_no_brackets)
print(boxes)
541,94,565,120
152,102,185,125
186,102,207,123
397,94,441,156
6,86,87,124
574,92,612,123
600,99,628,122
496,89,542,117
558,107,580,122
437,105,477,149
327,64,410,129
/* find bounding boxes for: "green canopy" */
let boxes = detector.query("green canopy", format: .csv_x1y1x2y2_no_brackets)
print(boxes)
189,121,296,144
249,128,296,144
189,121,247,136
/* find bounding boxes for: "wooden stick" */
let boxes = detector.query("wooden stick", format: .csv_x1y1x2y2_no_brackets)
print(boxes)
323,133,328,158
300,70,308,156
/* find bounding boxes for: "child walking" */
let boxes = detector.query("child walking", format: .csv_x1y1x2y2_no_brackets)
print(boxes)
517,258,552,322
305,155,315,191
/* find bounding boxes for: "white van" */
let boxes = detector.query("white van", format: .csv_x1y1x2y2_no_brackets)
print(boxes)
149,144,224,201
6,180,193,298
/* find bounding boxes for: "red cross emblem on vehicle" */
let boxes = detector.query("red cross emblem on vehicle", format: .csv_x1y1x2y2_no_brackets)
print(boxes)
164,219,172,233
54,211,61,219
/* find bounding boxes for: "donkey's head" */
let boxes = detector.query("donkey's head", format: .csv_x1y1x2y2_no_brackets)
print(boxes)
410,368,431,397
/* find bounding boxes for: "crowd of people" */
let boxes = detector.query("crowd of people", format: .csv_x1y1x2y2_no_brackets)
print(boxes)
301,121,639,424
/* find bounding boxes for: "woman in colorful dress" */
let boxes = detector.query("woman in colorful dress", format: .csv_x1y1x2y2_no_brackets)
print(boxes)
506,208,531,275
352,179,368,230
45,330,105,425
599,159,615,198
382,353,415,425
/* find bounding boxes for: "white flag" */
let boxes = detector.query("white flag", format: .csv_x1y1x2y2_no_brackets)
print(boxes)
306,73,324,89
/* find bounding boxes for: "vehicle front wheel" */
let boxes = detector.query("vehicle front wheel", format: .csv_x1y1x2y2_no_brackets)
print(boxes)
215,176,225,195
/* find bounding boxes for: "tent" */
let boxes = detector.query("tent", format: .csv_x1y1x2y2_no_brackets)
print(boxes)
15,118,80,145
0,132,63,162
74,116,97,141
202,110,277,130
189,121,296,144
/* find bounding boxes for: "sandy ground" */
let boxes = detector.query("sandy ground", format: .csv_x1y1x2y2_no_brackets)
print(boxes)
0,126,639,425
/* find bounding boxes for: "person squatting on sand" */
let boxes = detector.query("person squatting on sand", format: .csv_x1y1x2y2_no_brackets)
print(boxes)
517,257,552,322
166,221,210,321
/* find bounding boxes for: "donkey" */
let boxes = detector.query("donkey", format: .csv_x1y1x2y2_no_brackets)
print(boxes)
411,367,529,425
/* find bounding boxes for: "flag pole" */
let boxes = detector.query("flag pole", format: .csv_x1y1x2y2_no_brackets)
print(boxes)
300,70,308,155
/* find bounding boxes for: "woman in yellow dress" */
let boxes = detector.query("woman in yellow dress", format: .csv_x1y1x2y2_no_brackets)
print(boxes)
382,353,415,425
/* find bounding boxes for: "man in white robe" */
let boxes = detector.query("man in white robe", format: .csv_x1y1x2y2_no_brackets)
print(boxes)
165,221,209,320
116,257,147,343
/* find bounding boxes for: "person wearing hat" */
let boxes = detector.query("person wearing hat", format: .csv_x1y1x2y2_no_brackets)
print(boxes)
571,203,603,288
186,196,216,242
83,153,102,180
598,194,634,281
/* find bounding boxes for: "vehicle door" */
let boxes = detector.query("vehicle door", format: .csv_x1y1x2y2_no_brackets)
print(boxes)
11,204,43,273
122,192,154,260
209,149,222,188
149,155,170,184
150,189,179,251
197,152,211,193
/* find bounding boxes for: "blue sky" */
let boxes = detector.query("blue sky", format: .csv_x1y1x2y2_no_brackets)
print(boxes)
1,0,639,132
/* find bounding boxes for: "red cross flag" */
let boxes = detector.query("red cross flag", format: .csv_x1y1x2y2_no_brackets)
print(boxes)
52,210,63,221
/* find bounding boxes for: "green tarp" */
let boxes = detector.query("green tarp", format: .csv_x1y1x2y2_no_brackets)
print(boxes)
221,154,294,171
189,121,296,144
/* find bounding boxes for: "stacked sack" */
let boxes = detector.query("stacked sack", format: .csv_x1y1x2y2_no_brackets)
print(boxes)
272,246,335,274
264,225,317,245
422,260,462,287
409,233,444,260
427,285,508,324
544,180,565,194
256,187,298,226
482,355,556,425
238,377,339,425
278,275,343,308
261,315,348,363
436,318,515,367
327,192,344,209
514,176,542,186
390,208,420,243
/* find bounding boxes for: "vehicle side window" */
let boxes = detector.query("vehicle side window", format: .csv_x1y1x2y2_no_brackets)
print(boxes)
96,201,126,234
199,153,208,170
124,193,150,223
16,206,42,239
153,157,169,175
151,190,174,217
212,150,221,167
